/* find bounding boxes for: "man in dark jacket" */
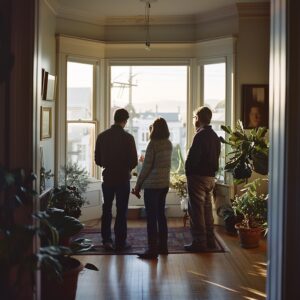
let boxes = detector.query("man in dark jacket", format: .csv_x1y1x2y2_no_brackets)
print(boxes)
184,106,221,252
95,108,138,251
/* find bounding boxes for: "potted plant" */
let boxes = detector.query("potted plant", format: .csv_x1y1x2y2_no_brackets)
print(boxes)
0,167,97,300
216,204,239,235
232,178,268,248
170,172,187,199
37,212,97,300
221,120,269,184
220,120,269,246
170,172,189,226
36,207,86,247
48,163,89,218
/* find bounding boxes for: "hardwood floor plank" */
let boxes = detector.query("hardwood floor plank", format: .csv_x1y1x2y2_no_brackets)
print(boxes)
75,219,266,300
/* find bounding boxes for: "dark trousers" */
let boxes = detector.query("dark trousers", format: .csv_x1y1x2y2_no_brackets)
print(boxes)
101,181,130,247
144,187,169,253
187,175,215,244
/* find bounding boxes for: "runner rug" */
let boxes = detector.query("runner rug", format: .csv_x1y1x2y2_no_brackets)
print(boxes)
72,227,227,255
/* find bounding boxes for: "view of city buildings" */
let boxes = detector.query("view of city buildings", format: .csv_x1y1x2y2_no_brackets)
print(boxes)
66,64,226,180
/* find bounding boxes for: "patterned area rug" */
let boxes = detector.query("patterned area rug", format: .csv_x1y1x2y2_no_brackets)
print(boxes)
72,227,226,255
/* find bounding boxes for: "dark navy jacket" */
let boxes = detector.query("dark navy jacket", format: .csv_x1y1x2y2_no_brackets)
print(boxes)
185,125,221,177
95,124,138,186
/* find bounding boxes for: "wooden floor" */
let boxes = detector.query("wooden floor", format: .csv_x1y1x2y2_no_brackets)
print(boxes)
75,219,267,300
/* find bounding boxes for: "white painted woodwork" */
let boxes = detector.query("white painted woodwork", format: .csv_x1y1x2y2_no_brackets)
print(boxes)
57,35,236,221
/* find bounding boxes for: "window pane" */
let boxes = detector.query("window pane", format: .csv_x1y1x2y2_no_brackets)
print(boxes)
203,63,226,181
67,123,95,176
111,66,187,173
67,62,93,121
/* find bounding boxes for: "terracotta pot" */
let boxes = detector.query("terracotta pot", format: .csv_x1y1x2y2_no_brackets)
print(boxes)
235,223,263,248
42,257,83,300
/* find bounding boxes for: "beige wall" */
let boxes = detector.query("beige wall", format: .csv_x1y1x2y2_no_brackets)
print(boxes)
236,16,270,121
196,16,238,41
38,0,56,191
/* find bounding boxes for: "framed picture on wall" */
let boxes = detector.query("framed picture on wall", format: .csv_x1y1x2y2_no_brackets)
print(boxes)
241,84,269,129
40,107,52,140
42,70,56,101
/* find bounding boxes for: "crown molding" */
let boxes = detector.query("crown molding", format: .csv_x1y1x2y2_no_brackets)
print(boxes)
53,3,237,27
43,0,59,15
56,5,198,26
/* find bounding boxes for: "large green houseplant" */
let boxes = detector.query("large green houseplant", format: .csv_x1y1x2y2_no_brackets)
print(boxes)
36,209,97,300
0,167,97,300
221,120,269,184
219,121,269,247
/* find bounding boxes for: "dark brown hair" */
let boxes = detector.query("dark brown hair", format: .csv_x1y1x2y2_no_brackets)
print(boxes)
114,108,129,123
149,118,170,140
194,106,212,125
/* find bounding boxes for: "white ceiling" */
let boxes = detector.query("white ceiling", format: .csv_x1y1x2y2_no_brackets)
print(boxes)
47,0,269,25
50,0,234,17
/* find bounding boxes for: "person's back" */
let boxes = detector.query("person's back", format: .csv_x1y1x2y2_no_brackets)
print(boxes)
136,138,172,189
184,106,221,252
185,125,220,177
95,124,137,186
94,108,138,251
132,118,172,259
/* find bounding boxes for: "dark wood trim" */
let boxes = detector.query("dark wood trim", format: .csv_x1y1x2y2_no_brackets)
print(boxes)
7,0,35,171
0,1,37,299
283,0,300,299
0,0,13,167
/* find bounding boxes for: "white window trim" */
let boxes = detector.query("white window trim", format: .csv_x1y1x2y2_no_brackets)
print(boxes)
197,57,234,183
107,59,191,150
56,36,236,182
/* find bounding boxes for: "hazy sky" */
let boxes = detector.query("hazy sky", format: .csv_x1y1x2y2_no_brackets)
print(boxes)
67,63,226,116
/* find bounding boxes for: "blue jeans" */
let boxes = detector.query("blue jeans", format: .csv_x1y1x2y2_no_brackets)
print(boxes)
101,181,130,247
144,187,169,252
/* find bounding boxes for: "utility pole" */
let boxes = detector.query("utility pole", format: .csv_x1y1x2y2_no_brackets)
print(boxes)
111,66,138,134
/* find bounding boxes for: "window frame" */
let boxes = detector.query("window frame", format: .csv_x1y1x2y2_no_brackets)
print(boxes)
65,58,99,179
198,57,234,183
108,61,191,178
56,37,235,184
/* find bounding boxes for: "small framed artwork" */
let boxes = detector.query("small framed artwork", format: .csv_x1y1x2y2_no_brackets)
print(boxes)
42,70,56,101
242,84,269,129
40,107,52,140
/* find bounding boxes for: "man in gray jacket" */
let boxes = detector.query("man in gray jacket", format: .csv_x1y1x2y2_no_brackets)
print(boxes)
95,108,138,251
184,106,221,252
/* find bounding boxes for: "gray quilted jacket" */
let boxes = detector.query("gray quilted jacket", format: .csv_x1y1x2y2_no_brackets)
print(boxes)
136,139,172,189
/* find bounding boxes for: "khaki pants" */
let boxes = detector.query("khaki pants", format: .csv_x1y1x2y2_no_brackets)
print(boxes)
187,175,215,244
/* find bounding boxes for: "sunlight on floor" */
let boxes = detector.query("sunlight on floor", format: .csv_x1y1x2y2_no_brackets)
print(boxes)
248,262,267,277
241,286,266,298
188,271,239,293
187,269,266,299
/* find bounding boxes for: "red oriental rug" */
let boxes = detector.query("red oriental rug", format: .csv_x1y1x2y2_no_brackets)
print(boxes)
72,227,227,255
